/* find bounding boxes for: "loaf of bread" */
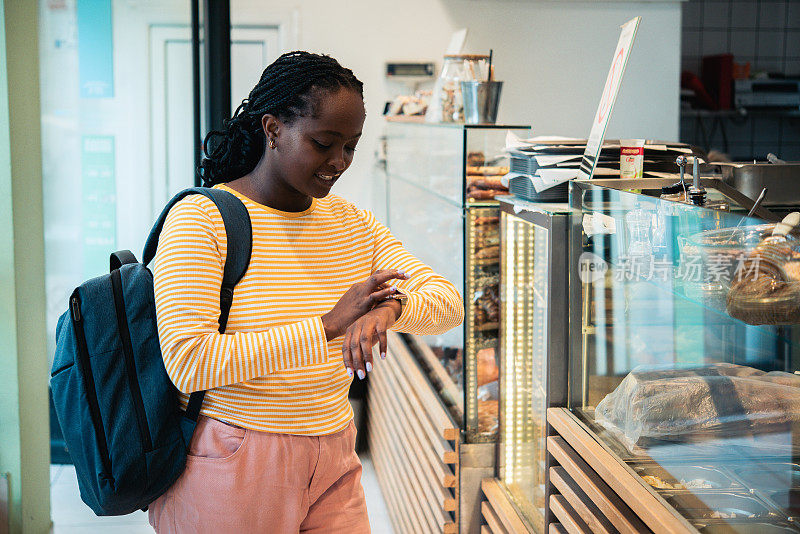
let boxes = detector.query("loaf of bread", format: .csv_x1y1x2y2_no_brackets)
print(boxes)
595,363,800,451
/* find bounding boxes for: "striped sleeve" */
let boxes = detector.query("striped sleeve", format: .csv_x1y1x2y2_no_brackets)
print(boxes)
359,209,464,336
152,197,329,393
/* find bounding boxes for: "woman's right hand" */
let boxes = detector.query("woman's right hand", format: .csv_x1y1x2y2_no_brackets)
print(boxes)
321,269,408,341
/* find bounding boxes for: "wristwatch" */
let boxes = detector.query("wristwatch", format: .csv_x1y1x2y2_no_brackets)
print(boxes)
389,290,407,306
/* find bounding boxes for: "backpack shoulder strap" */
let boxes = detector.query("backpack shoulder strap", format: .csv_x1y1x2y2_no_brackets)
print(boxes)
142,187,252,291
141,187,252,429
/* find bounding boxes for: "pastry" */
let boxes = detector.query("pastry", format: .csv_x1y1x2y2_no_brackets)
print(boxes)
784,261,800,281
477,400,498,433
467,152,485,167
466,165,509,176
467,176,506,190
475,245,499,259
467,189,500,200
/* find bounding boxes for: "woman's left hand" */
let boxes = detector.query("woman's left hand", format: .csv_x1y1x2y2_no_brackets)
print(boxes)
342,299,401,379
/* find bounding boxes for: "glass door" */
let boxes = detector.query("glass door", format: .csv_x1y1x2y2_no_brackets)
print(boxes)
40,0,281,464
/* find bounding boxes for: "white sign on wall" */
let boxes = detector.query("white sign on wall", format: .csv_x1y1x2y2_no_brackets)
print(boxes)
577,17,641,180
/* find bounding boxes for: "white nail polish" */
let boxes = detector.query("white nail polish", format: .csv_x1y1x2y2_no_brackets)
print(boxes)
366,362,373,373
357,369,366,380
399,270,406,277
346,368,353,377
380,352,386,360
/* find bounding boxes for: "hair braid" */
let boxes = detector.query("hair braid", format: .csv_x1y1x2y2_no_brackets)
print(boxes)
199,51,363,185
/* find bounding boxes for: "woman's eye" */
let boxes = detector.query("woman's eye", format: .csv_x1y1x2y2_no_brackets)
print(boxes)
312,139,331,149
345,145,357,154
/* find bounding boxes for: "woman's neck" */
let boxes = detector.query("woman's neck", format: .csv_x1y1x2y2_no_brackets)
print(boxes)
226,167,312,213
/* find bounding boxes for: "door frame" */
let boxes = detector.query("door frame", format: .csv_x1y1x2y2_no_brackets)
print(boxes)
149,22,285,217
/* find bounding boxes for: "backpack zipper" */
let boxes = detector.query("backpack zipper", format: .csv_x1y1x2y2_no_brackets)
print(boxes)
110,269,154,453
70,293,114,482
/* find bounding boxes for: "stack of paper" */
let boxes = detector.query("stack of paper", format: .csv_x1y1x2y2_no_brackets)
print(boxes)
503,132,694,195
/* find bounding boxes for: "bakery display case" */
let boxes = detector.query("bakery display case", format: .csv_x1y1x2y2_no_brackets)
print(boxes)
547,180,800,533
369,119,529,534
495,197,571,533
382,119,530,443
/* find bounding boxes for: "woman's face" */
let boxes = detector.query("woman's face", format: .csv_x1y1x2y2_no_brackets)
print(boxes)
265,87,365,199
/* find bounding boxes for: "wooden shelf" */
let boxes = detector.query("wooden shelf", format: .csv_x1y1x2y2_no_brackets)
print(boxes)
385,115,426,123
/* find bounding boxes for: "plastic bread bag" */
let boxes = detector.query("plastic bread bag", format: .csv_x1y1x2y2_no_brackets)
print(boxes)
594,363,800,452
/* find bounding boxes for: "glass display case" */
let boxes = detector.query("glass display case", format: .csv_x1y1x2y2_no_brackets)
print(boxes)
568,180,800,533
497,197,570,533
383,119,530,442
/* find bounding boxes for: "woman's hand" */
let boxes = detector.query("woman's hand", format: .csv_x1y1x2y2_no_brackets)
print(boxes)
342,299,402,379
321,269,407,342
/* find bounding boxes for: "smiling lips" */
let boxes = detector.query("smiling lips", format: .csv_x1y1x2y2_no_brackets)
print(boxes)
315,172,341,182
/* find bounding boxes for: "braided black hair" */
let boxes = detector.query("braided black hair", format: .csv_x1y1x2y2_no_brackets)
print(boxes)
199,51,364,185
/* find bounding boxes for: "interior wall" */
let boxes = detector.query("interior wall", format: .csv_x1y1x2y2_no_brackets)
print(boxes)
679,0,800,160
233,0,682,208
1,0,50,532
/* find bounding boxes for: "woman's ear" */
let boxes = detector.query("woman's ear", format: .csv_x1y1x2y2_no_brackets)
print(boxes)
261,114,280,145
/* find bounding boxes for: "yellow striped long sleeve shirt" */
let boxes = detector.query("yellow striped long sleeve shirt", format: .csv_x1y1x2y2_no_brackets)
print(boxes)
153,184,464,435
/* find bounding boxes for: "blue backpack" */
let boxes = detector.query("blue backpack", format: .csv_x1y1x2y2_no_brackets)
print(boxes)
50,187,251,515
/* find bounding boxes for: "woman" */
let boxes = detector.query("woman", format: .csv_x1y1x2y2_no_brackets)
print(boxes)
148,51,463,533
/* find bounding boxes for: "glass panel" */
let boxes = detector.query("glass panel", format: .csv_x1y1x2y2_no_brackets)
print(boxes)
388,177,465,355
385,121,463,205
570,182,800,531
384,121,529,440
385,121,526,442
40,1,194,360
499,211,549,531
465,127,513,206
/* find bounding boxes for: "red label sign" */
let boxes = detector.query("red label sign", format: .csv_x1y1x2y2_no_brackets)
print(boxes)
621,147,644,156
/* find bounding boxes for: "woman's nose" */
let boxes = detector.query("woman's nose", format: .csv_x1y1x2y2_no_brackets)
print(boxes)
329,150,348,172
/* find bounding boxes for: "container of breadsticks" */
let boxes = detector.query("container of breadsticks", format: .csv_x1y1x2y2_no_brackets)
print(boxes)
425,54,489,123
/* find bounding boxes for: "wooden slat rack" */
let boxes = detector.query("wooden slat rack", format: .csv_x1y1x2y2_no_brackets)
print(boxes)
546,408,699,534
369,332,459,534
480,478,533,534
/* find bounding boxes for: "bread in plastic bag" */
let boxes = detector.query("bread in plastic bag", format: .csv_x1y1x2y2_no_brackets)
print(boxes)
595,363,800,452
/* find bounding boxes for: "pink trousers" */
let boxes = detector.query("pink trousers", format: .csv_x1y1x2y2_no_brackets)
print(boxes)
148,416,370,533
